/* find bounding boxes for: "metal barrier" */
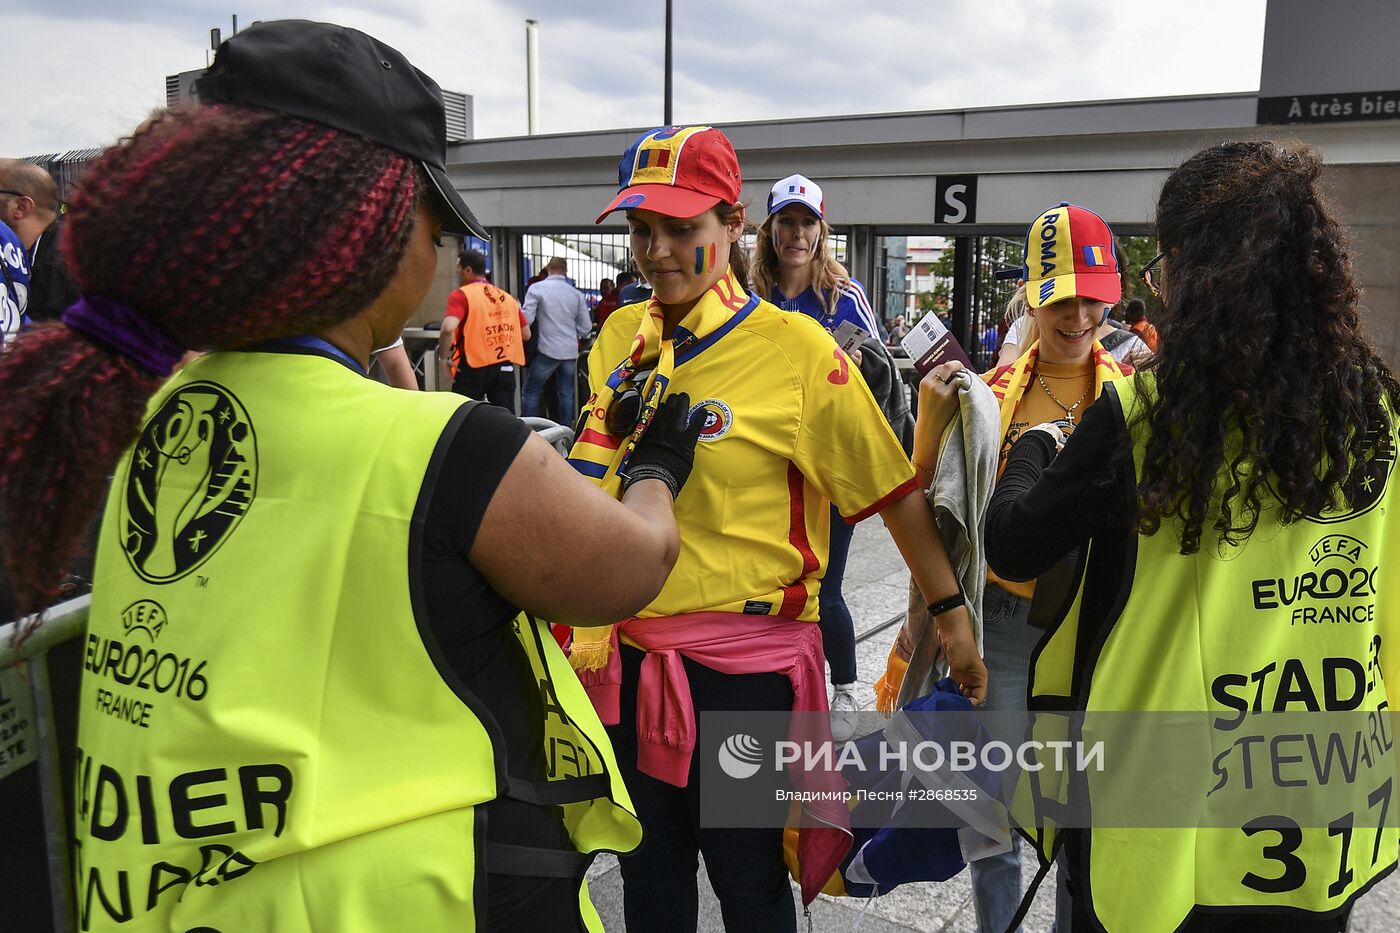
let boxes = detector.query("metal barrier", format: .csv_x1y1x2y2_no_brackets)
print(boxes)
522,417,575,457
1,595,87,933
400,325,445,391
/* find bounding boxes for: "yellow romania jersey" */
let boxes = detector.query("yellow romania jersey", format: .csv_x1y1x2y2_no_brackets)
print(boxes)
586,298,916,621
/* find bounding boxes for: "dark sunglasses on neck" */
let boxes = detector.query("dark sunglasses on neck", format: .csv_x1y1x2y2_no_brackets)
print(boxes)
606,370,654,436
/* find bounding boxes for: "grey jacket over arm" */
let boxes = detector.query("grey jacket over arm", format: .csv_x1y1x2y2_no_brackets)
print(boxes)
897,370,1001,708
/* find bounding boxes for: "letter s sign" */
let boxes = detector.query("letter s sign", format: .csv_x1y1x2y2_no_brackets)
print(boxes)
934,175,978,225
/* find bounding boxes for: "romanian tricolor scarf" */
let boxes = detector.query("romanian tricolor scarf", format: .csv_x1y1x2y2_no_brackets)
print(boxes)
983,340,1130,448
567,267,757,671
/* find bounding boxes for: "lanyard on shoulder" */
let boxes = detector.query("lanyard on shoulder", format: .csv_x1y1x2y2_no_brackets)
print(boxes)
245,334,368,376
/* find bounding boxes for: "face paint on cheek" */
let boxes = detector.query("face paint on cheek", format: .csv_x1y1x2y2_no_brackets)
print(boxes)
694,243,718,275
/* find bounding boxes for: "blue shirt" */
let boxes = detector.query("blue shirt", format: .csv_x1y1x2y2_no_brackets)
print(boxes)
521,274,592,361
0,220,30,343
770,278,881,339
617,281,652,305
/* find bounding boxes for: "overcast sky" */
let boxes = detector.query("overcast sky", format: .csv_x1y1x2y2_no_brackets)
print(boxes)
10,0,1268,156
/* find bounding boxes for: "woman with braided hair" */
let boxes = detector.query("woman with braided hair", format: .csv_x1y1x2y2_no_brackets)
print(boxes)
983,141,1400,930
0,21,699,933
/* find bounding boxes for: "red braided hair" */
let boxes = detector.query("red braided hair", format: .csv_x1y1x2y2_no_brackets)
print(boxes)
0,104,422,616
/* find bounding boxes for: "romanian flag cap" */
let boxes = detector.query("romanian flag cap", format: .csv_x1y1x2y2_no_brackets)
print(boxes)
1021,202,1122,309
767,173,824,219
596,125,742,224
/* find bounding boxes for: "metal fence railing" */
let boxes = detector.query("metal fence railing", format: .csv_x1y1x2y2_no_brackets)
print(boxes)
968,236,1025,371
521,233,632,305
1,595,88,933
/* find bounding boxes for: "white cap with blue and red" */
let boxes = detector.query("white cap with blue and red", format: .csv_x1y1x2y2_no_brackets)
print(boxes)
767,174,824,220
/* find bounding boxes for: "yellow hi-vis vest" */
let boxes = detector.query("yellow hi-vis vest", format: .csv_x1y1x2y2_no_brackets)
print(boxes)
72,350,640,933
1019,373,1400,932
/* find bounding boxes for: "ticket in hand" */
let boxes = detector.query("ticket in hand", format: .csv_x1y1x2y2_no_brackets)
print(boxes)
831,321,869,354
900,313,973,377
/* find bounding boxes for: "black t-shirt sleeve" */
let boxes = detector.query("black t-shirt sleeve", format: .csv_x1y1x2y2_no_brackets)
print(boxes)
986,391,1133,581
424,402,531,560
416,401,548,771
417,402,540,739
414,404,574,867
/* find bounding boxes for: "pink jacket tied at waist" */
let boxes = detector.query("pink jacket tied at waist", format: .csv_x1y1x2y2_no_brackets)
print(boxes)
573,611,852,906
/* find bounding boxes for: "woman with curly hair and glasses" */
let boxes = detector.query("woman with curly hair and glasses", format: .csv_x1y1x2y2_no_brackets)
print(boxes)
984,141,1400,931
0,21,704,932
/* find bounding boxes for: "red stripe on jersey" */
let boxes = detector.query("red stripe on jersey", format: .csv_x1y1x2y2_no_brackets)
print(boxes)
844,476,920,525
840,479,918,523
780,462,820,618
577,428,622,450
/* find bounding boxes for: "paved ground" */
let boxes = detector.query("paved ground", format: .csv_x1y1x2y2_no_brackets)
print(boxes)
590,519,1400,931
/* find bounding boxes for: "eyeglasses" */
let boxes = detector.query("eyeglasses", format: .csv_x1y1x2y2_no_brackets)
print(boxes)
1140,251,1165,297
0,189,68,216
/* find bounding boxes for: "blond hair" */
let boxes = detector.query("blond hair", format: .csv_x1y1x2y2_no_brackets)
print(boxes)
751,212,845,315
1006,284,1037,346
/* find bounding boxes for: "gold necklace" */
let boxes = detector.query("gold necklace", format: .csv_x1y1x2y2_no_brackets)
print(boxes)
1035,370,1091,423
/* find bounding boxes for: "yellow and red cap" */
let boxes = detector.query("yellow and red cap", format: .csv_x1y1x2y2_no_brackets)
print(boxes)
1021,202,1122,309
596,125,742,224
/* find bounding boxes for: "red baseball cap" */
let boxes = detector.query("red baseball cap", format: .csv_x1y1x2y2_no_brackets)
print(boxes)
1021,202,1122,309
596,125,742,224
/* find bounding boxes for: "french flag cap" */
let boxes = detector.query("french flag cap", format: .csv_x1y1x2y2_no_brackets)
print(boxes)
766,173,825,219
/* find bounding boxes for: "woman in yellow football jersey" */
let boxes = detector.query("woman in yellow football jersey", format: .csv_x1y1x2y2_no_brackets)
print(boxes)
567,125,986,932
750,172,908,743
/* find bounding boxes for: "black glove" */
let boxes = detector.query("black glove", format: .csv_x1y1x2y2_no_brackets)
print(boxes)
622,392,703,500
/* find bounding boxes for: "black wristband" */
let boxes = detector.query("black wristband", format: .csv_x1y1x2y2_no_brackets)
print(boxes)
927,590,966,617
623,463,681,500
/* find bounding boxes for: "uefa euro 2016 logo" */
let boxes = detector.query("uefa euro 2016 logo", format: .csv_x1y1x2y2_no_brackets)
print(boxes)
121,382,257,583
1305,421,1395,524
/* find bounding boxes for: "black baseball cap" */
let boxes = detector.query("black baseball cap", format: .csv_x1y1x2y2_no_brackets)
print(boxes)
196,19,488,240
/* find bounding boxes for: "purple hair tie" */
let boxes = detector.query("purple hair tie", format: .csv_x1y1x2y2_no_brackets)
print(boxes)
61,294,185,375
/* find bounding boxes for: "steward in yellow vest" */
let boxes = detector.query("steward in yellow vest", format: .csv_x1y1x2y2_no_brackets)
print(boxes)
73,348,641,932
0,20,693,933
985,372,1400,932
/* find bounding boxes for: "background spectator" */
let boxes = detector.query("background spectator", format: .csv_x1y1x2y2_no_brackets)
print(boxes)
521,256,591,419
